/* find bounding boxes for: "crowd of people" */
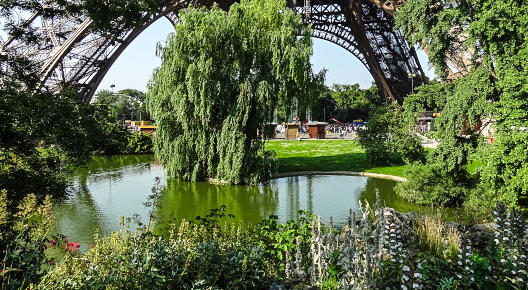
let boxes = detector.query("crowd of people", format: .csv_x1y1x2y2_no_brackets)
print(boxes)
274,122,366,139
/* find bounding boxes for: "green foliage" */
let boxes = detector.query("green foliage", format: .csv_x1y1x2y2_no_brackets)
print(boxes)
358,104,425,166
126,132,153,154
397,0,528,213
0,190,56,289
93,89,149,122
39,206,274,289
395,0,472,77
147,0,323,185
396,163,468,206
251,211,315,276
313,84,382,122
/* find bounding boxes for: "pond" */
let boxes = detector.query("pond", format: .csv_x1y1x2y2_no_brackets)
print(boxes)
55,155,454,250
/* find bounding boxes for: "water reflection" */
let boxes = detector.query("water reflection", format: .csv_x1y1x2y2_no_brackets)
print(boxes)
156,179,279,225
56,155,412,249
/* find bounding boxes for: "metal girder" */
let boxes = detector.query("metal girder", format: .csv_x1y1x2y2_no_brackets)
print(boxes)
1,0,425,103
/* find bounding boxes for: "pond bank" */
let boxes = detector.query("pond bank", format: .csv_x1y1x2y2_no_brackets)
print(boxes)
277,171,407,182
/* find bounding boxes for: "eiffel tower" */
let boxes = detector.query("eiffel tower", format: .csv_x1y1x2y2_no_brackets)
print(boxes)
1,0,426,103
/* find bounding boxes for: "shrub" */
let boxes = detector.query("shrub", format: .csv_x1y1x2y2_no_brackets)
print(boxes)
126,132,153,154
39,209,271,289
358,104,424,166
395,162,469,206
0,190,56,289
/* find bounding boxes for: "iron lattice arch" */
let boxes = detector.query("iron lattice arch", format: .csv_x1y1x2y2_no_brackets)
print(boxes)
1,0,425,103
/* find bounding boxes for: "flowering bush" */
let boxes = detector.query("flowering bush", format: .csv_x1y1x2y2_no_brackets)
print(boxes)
0,190,57,289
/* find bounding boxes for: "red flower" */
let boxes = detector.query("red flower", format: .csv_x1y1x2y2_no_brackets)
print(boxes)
74,243,80,248
67,242,74,247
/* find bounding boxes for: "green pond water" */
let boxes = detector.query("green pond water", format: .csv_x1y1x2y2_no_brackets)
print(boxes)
55,155,456,250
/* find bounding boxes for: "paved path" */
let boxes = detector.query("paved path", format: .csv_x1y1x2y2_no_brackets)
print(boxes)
276,171,407,182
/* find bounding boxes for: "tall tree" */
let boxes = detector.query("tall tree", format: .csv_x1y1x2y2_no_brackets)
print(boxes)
93,89,149,122
397,0,528,210
147,0,324,185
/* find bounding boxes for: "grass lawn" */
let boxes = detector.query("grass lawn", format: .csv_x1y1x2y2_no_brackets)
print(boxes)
265,140,406,177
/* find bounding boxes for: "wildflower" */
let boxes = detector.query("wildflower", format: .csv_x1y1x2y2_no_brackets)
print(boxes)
457,261,462,266
401,285,408,290
501,259,506,264
74,243,80,248
402,274,409,281
414,272,422,279
503,237,509,241
412,283,420,288
402,265,410,272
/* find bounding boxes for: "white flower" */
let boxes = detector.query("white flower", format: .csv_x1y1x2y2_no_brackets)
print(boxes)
414,272,422,279
465,266,470,271
521,255,526,259
471,277,474,281
503,237,510,241
412,283,420,289
493,211,498,215
501,259,506,264
402,274,409,281
458,261,463,266
494,239,500,244
458,254,463,259
401,285,408,290
456,274,462,279
495,217,502,222
403,265,410,272
417,263,422,269
505,222,511,226
466,246,471,250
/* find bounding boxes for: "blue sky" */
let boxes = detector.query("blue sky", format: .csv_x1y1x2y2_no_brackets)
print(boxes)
97,18,436,93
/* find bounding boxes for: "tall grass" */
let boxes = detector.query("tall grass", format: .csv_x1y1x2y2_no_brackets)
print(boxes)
416,211,460,259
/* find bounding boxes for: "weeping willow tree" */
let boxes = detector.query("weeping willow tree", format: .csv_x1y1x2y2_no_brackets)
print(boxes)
147,0,324,185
